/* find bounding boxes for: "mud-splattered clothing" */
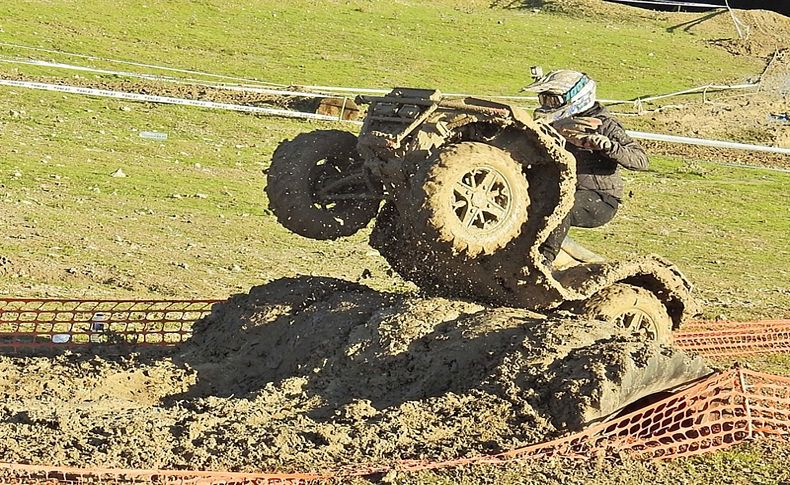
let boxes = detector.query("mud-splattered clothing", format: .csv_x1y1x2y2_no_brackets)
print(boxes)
541,103,647,261
567,103,648,201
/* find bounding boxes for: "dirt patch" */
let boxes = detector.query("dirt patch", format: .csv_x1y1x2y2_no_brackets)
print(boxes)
634,52,789,146
0,277,707,473
0,71,327,114
709,11,790,57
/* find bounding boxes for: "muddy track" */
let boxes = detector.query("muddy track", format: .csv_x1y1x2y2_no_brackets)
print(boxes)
0,277,707,473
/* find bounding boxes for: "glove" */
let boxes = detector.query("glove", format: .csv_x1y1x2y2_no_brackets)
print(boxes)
551,116,603,138
564,133,614,152
574,134,615,152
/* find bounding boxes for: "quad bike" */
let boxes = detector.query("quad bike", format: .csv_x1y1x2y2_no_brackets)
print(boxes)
265,88,699,344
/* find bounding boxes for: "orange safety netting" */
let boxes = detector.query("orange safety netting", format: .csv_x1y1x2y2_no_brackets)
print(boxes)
0,298,217,351
376,367,790,472
674,320,790,357
1,298,788,358
0,298,789,483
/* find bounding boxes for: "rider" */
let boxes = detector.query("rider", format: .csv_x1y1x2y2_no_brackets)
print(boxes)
523,69,649,263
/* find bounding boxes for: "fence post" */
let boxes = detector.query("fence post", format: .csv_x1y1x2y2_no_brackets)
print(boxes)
735,366,754,440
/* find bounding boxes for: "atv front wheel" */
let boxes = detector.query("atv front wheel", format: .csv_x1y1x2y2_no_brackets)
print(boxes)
410,142,530,257
266,130,379,240
583,283,672,343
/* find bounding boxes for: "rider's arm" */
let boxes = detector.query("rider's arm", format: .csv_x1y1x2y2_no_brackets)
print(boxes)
599,117,649,171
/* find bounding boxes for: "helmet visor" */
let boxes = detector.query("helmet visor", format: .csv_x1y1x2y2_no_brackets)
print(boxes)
538,92,565,109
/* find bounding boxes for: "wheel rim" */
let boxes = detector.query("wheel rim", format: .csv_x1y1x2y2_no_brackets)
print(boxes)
310,159,343,209
452,166,513,232
310,157,365,210
615,310,660,341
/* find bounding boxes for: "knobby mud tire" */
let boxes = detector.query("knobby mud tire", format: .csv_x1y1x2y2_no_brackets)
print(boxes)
265,130,378,240
582,283,673,343
409,142,530,258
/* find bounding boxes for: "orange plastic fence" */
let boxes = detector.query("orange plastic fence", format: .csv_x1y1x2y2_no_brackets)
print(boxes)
380,367,790,472
0,298,217,351
0,298,788,358
674,320,790,357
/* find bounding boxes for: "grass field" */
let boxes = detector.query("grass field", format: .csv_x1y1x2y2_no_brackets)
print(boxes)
0,0,788,483
2,85,787,319
0,0,762,98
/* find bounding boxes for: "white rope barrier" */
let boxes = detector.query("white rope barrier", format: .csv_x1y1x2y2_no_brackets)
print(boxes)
627,130,790,155
0,78,356,123
0,42,627,103
0,55,759,111
0,40,764,109
0,41,287,88
1,78,786,158
0,57,334,99
634,83,758,104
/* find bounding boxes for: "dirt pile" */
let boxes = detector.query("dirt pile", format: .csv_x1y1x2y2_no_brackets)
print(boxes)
0,277,707,472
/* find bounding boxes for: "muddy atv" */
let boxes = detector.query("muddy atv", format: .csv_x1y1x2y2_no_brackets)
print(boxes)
265,88,698,343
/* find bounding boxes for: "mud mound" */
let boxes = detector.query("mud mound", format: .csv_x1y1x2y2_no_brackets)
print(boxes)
0,277,708,472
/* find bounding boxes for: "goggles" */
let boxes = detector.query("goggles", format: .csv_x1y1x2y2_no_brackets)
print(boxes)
538,92,565,109
536,74,591,110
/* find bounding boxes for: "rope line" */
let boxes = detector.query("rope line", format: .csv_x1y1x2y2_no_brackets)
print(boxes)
3,76,785,157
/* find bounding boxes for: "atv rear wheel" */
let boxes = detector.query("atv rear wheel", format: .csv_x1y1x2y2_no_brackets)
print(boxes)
410,142,530,257
266,130,379,240
583,283,672,343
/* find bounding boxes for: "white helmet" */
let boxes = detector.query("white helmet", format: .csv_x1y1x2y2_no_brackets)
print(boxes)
523,69,597,123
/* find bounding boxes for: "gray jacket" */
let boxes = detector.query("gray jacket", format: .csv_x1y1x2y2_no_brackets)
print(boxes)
566,103,648,200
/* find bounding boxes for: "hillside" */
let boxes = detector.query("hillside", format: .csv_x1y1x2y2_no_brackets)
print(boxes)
0,1,788,483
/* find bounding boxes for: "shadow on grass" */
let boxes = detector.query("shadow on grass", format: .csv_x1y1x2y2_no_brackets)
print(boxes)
666,10,726,33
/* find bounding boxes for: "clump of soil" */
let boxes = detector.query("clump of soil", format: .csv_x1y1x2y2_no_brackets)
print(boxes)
0,277,707,473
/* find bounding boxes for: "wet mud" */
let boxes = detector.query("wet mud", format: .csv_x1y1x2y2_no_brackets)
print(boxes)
0,277,707,472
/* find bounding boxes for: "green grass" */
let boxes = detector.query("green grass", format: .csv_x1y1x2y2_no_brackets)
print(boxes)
573,158,790,320
0,0,762,99
1,85,787,320
401,438,790,484
0,85,412,299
